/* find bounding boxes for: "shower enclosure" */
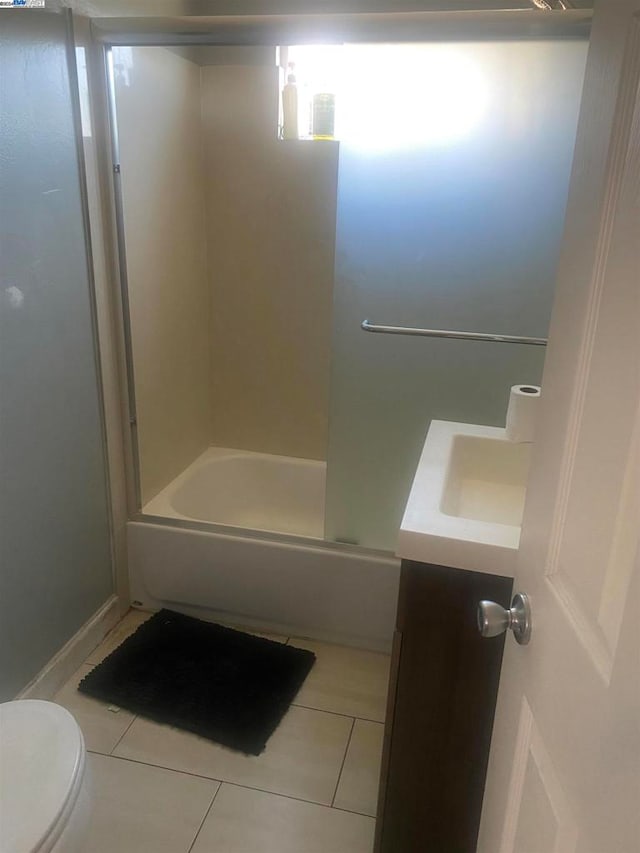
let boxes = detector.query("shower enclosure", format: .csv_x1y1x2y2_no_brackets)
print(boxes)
97,11,589,647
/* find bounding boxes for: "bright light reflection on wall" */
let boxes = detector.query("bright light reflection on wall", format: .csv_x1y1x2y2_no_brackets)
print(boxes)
287,44,488,151
75,47,93,137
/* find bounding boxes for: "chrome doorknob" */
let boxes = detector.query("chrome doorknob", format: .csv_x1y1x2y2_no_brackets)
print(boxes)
477,593,531,645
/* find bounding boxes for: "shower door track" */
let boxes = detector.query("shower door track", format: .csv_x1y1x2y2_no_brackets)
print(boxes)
92,9,592,47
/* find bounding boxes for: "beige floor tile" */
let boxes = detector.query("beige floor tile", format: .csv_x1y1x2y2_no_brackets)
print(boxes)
290,639,390,722
334,720,384,817
114,705,353,805
54,665,135,754
85,753,218,853
191,784,375,853
84,609,152,665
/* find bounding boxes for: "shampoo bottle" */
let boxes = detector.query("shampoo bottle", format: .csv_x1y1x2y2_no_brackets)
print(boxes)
282,63,298,140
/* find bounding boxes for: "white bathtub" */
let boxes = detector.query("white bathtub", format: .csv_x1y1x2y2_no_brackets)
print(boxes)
143,447,325,539
130,447,400,651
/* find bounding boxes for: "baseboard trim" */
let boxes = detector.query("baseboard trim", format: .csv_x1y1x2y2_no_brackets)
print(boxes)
17,595,121,700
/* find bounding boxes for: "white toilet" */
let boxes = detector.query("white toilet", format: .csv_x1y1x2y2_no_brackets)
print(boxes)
0,700,91,853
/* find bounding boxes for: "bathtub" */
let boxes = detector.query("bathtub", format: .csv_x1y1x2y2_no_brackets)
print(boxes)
143,447,326,539
129,447,400,651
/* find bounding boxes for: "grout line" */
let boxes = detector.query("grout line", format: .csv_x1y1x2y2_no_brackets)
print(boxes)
87,751,378,821
221,781,377,820
330,802,377,820
218,780,377,818
288,704,355,723
88,749,222,784
86,751,341,810
331,716,356,808
86,702,382,760
108,715,137,755
291,702,385,725
187,781,223,853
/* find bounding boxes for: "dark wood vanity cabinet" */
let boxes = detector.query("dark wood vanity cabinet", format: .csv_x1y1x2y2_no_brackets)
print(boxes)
374,560,512,853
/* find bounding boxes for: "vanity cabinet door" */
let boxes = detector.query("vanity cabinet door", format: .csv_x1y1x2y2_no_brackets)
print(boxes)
375,561,512,853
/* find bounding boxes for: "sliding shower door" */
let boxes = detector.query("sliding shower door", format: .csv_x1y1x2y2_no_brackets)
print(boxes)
325,40,588,551
0,10,113,697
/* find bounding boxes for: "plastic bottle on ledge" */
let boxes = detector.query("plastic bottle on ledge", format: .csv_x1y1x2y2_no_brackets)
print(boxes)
312,92,335,140
282,63,298,140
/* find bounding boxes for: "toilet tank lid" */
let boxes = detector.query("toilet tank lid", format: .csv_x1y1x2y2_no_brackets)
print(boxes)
0,700,85,853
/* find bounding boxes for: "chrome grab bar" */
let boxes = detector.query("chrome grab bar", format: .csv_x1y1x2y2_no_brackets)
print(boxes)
361,319,547,347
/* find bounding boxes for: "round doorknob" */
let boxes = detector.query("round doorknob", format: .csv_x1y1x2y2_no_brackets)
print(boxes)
477,593,531,645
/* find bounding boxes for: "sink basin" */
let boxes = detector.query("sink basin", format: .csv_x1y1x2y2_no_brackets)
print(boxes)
397,421,532,577
440,435,531,526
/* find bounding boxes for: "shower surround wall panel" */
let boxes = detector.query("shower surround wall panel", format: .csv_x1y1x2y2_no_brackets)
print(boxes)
113,47,211,504
201,62,339,461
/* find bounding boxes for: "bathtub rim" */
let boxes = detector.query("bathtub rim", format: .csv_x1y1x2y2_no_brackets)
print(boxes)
132,510,396,561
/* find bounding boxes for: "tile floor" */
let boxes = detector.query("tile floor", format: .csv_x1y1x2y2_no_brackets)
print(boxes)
55,610,390,853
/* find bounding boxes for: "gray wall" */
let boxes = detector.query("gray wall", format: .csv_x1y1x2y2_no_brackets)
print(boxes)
0,11,114,700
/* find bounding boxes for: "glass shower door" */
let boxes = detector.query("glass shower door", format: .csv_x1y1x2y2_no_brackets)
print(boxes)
0,10,113,698
324,40,588,551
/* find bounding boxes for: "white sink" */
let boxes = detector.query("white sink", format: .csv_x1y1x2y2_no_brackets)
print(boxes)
397,421,532,577
441,435,531,526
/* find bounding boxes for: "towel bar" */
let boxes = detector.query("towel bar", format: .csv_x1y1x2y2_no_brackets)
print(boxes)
360,319,547,347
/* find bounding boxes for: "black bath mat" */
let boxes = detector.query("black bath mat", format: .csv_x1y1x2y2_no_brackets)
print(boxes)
78,609,316,755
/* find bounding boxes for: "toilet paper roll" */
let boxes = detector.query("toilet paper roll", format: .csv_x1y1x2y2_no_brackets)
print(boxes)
505,384,541,443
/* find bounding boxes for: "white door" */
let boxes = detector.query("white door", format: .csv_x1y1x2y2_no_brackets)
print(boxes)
478,1,640,851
